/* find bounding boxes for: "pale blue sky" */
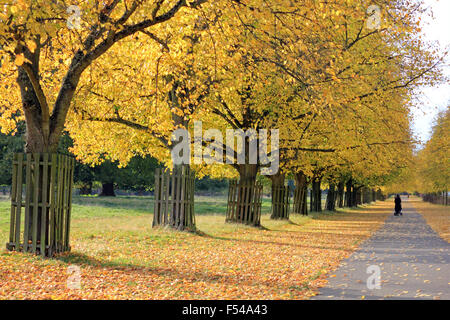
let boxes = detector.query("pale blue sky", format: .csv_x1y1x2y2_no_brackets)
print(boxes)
412,0,450,144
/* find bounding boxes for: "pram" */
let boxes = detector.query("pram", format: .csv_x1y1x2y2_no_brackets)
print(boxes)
394,195,402,216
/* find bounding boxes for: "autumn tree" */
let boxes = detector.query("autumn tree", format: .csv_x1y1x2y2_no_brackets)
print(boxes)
414,107,449,204
1,0,214,151
0,0,214,253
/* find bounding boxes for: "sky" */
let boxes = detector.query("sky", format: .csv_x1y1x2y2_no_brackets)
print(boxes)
411,0,450,144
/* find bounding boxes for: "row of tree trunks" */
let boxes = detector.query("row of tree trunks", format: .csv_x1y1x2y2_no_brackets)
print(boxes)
364,187,378,204
253,172,388,222
344,179,377,208
422,191,449,205
326,182,379,212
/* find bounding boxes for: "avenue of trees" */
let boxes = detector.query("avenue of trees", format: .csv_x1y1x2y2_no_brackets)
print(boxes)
417,107,449,204
386,106,449,205
0,0,447,240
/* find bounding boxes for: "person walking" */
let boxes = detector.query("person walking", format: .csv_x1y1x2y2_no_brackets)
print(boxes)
394,194,402,216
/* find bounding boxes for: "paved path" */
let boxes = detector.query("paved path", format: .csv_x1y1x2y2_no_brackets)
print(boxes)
313,198,450,300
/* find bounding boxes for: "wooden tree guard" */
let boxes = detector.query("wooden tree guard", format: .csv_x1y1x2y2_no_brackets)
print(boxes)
271,185,290,219
376,188,385,201
153,166,195,231
226,180,262,226
6,153,75,257
362,187,373,204
293,185,307,215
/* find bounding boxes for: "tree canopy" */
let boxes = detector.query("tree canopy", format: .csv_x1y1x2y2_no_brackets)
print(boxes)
0,0,446,194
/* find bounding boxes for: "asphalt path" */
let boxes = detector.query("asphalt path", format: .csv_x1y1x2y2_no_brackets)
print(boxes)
313,198,450,300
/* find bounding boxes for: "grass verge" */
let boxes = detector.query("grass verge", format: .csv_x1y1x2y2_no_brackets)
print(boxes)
410,196,449,242
0,196,390,299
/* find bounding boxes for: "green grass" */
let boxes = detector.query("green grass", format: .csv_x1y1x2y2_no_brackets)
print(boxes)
71,194,273,215
0,194,272,248
0,199,10,244
0,193,324,252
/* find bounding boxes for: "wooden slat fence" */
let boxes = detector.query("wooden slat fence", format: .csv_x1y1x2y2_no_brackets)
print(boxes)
293,185,308,215
6,153,74,257
271,185,290,219
226,180,262,226
153,166,195,230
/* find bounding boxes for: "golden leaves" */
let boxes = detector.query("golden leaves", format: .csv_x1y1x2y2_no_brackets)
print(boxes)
14,54,25,66
26,40,37,53
0,0,443,187
0,198,391,299
412,199,450,242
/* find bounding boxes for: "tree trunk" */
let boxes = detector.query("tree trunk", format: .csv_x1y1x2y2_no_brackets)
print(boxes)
351,185,357,206
351,183,359,207
233,164,260,225
326,183,336,211
353,186,362,206
18,65,61,247
362,187,369,204
302,186,308,215
376,188,385,201
337,182,344,208
8,153,74,257
293,172,308,215
17,67,62,153
311,178,322,212
25,163,46,250
153,165,195,231
171,164,195,231
100,182,116,197
345,178,353,207
317,179,322,212
270,172,289,219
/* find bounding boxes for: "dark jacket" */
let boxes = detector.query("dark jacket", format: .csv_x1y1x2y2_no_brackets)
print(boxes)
394,196,402,212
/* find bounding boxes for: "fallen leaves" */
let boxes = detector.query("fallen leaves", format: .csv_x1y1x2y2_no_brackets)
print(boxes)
0,201,391,299
412,199,450,242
